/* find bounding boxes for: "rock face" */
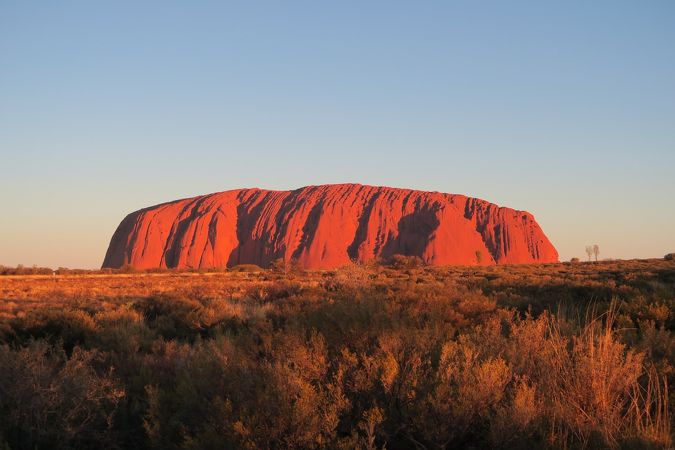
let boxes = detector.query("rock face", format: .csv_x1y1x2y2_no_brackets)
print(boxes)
102,184,558,269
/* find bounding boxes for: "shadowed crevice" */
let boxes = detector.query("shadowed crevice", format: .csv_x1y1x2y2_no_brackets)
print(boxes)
162,197,211,268
347,191,382,260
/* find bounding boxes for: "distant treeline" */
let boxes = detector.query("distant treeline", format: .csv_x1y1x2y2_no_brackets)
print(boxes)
0,264,234,276
2,253,674,276
0,265,55,275
0,255,429,276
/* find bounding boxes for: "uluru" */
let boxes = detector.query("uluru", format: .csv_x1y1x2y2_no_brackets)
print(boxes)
102,184,558,270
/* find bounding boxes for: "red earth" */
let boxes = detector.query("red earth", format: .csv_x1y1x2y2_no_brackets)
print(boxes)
102,184,559,269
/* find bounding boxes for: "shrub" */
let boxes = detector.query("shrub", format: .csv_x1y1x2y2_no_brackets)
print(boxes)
118,264,139,274
229,264,263,273
9,309,98,352
134,294,207,340
0,342,124,449
387,254,425,269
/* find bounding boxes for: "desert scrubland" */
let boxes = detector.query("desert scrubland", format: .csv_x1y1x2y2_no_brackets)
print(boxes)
0,258,673,449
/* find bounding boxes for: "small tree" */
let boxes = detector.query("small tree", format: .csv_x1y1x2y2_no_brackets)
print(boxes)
270,257,301,276
388,254,424,269
585,246,593,262
593,244,600,262
270,257,286,273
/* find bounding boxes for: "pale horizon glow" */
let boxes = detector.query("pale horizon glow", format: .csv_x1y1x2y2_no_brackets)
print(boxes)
1,1,674,269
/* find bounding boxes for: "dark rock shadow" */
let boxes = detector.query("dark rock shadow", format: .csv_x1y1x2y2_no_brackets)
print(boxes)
162,197,210,268
380,208,440,259
347,192,381,260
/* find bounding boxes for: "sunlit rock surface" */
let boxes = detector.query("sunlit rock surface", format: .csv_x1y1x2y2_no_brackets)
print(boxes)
103,184,558,269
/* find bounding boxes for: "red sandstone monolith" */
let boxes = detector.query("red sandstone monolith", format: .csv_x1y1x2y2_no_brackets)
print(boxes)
102,184,558,269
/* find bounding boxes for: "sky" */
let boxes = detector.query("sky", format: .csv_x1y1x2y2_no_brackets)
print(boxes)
1,1,674,269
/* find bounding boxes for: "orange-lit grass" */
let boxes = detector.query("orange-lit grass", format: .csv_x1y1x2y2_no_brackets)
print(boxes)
0,258,672,448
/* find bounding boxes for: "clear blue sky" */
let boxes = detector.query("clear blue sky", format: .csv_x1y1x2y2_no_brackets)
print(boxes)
1,1,674,268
